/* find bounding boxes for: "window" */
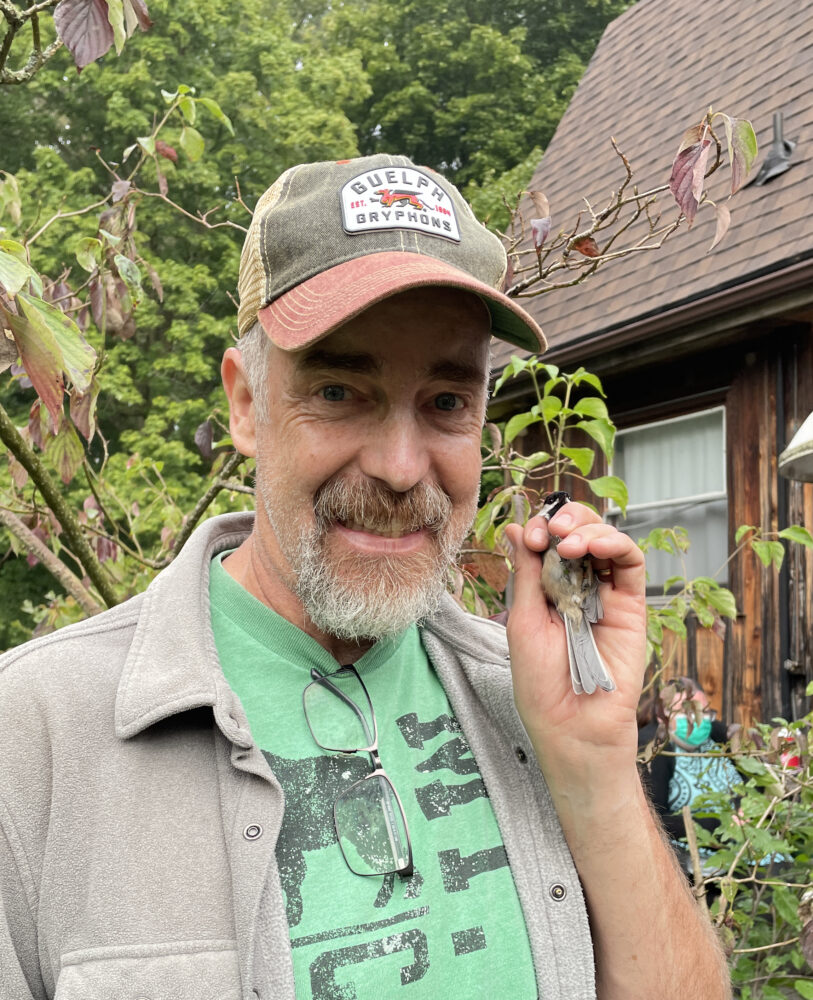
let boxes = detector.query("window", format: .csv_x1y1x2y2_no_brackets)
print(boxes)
608,407,727,595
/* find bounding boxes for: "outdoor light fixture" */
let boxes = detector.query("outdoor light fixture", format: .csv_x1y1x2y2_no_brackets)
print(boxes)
779,410,813,482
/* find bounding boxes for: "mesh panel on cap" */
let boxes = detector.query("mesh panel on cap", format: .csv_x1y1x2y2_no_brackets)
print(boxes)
237,171,290,336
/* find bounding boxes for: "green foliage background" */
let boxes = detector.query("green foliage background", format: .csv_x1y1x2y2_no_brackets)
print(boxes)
0,0,628,645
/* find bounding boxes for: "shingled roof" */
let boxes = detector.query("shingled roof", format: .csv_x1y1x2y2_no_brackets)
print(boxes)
496,0,813,371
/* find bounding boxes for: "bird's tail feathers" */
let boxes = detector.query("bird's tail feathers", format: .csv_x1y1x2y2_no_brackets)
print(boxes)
564,615,616,695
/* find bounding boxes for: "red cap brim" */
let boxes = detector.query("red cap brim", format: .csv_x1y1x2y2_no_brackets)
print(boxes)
258,251,545,352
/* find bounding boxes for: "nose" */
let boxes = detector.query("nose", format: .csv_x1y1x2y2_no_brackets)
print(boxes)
358,412,431,493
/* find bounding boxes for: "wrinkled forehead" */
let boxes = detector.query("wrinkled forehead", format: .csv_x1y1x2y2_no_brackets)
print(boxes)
288,287,492,382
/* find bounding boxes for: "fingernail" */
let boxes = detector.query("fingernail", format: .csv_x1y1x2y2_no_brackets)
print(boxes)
530,527,545,545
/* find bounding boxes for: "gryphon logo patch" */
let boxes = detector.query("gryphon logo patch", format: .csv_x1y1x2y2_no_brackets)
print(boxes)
340,166,461,242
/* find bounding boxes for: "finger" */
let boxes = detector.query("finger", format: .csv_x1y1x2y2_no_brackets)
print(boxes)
521,514,551,552
547,501,602,536
504,523,556,624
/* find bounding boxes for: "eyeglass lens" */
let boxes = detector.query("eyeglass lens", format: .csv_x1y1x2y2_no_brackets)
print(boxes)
335,774,411,876
304,667,413,878
304,667,376,752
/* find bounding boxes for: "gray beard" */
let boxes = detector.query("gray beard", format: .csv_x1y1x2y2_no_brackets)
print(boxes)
260,478,475,643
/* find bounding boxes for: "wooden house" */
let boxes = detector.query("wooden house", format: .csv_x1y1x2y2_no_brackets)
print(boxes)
492,0,813,725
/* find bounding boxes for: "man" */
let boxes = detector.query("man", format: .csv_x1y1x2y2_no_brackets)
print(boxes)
0,154,729,999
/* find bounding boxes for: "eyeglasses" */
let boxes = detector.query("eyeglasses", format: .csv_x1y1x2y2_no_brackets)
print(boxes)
303,665,414,879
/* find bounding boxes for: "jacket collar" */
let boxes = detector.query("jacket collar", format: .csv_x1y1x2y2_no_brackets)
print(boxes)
115,512,256,743
114,510,512,743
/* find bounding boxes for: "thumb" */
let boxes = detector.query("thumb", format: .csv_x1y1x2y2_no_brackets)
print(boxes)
505,522,550,621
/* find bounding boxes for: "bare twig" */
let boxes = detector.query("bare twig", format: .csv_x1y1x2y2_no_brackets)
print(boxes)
0,403,119,607
0,506,104,616
137,188,248,233
159,450,247,564
681,805,709,915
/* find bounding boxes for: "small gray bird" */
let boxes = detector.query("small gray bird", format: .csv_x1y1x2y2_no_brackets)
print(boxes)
538,491,616,695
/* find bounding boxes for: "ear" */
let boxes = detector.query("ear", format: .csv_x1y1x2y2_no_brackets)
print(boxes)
221,347,257,458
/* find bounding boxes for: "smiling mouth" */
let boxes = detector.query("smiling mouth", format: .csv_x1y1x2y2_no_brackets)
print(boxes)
339,518,424,539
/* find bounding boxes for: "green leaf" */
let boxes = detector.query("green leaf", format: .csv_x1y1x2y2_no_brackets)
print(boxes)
106,0,126,54
178,95,197,124
573,396,609,420
779,525,813,549
197,97,235,136
807,680,813,697
571,369,606,396
735,523,756,543
735,755,767,777
18,292,95,392
588,475,628,513
179,125,205,162
504,411,540,445
113,254,143,307
0,248,33,296
704,585,737,619
724,116,758,194
136,135,156,157
773,885,802,928
75,237,102,273
511,450,551,472
575,417,615,460
160,88,178,103
45,421,84,485
539,395,562,423
560,446,594,476
794,981,813,999
752,538,785,569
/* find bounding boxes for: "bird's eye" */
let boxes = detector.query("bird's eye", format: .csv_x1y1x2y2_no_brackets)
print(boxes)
435,393,462,411
320,385,347,401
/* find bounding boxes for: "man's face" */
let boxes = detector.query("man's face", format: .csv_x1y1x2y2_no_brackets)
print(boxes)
248,287,491,641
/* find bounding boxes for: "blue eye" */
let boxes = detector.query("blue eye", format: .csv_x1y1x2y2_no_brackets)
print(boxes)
320,385,347,401
435,393,461,411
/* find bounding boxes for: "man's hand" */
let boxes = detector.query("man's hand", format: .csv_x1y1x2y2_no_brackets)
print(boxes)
504,500,647,779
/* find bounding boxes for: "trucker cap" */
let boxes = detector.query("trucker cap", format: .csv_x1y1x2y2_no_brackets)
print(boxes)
237,153,546,353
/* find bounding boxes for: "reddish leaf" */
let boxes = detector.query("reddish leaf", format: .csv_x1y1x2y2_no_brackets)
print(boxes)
155,140,178,163
0,329,17,374
532,216,551,251
709,203,731,252
572,236,600,258
95,534,119,563
194,419,214,460
111,179,132,203
8,452,28,490
28,401,46,450
711,614,727,641
669,125,712,227
500,255,514,293
5,307,64,429
45,421,84,485
53,0,115,70
157,169,169,197
465,550,510,592
70,378,100,442
123,0,151,30
145,262,164,302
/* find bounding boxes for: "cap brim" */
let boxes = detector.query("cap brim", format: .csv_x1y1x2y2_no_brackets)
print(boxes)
257,251,546,353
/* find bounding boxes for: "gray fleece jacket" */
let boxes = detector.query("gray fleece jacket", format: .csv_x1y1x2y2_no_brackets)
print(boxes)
0,512,595,1000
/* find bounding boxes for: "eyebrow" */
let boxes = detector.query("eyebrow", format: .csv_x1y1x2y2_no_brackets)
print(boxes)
295,348,486,386
296,349,381,375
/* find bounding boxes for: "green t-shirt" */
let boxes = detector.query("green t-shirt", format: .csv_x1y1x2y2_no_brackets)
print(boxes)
210,555,537,999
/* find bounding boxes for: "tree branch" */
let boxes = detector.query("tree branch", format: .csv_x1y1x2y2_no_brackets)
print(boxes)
0,505,104,616
160,450,247,564
0,403,119,606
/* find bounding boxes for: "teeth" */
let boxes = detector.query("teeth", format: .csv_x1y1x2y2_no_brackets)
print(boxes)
343,519,414,538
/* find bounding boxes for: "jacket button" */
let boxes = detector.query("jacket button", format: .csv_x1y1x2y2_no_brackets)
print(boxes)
243,823,263,841
550,883,566,901
514,746,528,763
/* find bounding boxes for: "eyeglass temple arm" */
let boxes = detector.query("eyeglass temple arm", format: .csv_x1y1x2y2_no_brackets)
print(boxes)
310,666,375,746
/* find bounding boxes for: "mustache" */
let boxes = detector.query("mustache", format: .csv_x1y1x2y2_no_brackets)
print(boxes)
313,477,453,534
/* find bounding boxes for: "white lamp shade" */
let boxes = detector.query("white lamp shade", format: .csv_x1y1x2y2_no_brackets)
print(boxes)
779,410,813,482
